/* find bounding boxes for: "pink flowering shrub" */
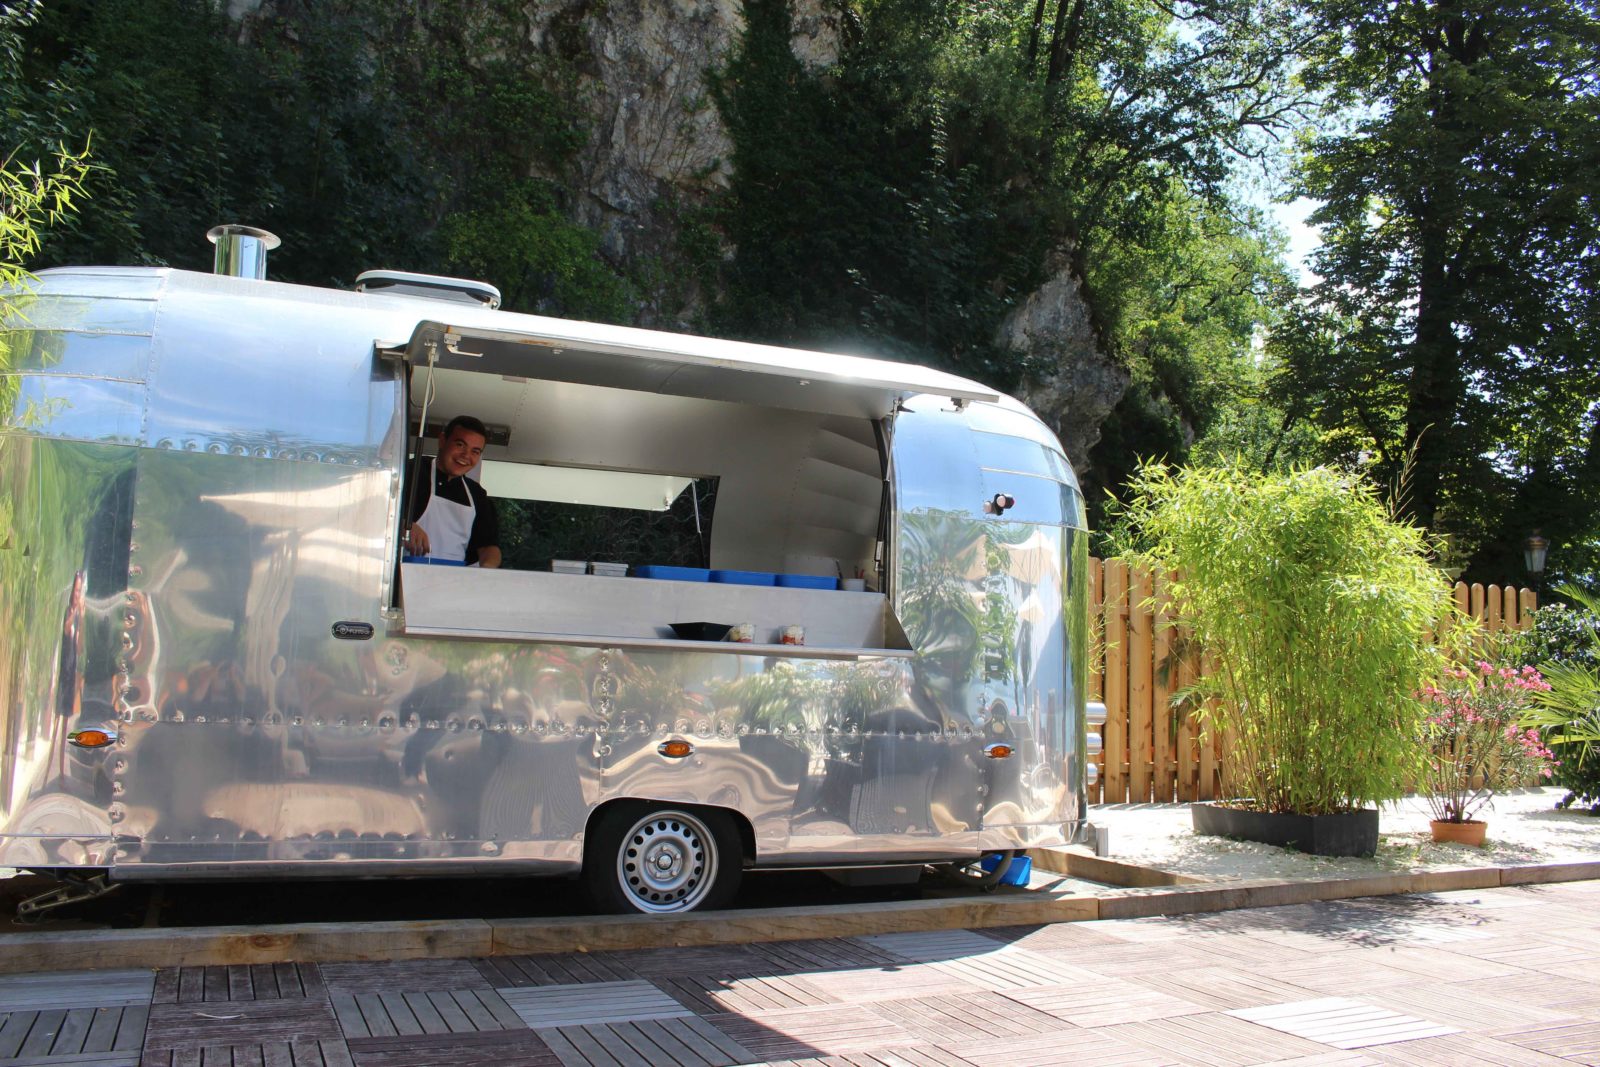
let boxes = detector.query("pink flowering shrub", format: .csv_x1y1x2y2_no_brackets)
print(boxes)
1420,662,1558,824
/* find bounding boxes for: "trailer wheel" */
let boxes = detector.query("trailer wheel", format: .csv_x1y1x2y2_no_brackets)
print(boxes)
584,804,742,914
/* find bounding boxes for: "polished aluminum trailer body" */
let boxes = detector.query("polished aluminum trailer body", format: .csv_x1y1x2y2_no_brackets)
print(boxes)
0,267,1090,884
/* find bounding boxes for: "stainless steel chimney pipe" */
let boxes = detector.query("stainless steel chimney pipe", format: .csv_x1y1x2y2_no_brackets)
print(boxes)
206,224,281,279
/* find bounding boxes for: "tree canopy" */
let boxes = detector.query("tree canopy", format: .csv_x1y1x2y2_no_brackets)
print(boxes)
1273,0,1600,584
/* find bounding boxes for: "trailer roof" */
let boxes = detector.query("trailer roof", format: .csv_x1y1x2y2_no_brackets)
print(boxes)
30,266,1002,421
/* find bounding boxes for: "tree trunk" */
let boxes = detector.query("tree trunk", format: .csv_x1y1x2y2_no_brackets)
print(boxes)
1399,33,1469,532
1026,0,1049,73
1045,0,1088,91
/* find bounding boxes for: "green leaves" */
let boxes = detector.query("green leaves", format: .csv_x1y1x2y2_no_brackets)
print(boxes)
708,0,1300,412
1117,461,1450,814
438,185,631,323
0,141,90,293
1284,0,1600,584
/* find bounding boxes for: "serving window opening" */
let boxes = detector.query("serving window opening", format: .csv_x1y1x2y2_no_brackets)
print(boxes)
389,319,934,658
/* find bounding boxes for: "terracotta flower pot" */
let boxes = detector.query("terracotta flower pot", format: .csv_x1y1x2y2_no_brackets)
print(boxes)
1429,819,1487,846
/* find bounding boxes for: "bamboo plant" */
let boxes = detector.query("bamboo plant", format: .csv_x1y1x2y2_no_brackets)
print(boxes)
1114,462,1451,815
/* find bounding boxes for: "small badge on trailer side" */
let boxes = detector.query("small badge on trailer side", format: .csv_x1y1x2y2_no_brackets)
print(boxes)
332,621,375,640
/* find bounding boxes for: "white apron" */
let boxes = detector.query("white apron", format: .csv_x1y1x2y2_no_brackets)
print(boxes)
415,458,477,564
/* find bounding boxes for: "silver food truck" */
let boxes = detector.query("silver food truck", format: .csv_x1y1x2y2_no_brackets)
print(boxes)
0,228,1092,915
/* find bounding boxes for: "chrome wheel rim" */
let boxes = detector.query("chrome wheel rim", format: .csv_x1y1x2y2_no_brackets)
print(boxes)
615,809,718,913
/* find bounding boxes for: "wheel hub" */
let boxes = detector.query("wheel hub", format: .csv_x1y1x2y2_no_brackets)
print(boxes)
616,811,716,912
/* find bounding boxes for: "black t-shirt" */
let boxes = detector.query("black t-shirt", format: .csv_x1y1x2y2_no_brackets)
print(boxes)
409,459,499,565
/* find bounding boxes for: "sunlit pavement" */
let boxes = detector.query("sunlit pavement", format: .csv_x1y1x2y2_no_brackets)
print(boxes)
2,879,1598,1065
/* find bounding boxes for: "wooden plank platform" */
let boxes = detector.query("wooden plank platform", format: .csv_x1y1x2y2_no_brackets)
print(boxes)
0,879,1595,1066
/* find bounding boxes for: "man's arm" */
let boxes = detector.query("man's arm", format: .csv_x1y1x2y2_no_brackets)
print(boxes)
477,546,502,569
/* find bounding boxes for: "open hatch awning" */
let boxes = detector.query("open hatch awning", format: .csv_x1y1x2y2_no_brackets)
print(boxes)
392,318,999,419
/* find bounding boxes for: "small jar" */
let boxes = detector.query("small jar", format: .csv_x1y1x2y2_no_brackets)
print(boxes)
729,622,755,643
780,625,805,646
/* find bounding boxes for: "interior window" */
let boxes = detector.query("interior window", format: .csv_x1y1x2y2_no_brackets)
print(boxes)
495,471,717,571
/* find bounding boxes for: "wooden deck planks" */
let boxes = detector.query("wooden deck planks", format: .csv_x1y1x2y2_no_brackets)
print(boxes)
345,1030,559,1067
149,966,322,1005
946,1027,1179,1067
470,956,636,989
498,981,690,1030
0,890,1594,1065
0,972,155,1013
653,974,831,1015
594,946,766,979
703,1005,913,1059
536,1018,758,1067
1003,979,1211,1027
0,1054,139,1067
18,1010,66,1058
354,994,398,1038
322,961,487,996
865,991,1069,1042
792,963,979,1005
745,939,900,975
81,1007,124,1055
142,999,342,1052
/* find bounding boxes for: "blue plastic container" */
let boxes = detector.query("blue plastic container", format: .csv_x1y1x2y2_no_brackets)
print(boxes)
709,569,777,586
775,573,837,590
403,555,466,566
979,852,1033,886
635,565,711,582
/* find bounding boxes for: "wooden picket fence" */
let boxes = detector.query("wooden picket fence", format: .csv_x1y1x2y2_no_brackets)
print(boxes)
1087,558,1539,805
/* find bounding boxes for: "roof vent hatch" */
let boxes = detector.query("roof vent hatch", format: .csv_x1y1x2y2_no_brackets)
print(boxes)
355,270,501,310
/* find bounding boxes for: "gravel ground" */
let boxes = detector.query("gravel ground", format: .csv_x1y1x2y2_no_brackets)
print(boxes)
1087,786,1600,883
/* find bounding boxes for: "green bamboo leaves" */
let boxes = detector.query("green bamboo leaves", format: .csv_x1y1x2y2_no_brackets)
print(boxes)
1116,462,1451,815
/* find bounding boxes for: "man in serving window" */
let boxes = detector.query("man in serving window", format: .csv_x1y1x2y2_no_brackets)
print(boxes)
406,415,502,568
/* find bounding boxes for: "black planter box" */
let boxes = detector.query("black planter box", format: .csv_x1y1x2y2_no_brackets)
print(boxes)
1191,802,1380,857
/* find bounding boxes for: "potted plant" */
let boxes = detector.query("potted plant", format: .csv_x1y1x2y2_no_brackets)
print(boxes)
1419,659,1556,844
1116,462,1450,856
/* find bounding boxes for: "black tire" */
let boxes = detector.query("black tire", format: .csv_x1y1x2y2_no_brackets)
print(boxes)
583,803,743,914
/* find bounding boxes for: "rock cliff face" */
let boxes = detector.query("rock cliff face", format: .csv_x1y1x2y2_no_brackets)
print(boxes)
558,0,743,262
538,0,1123,459
470,0,837,257
527,0,841,322
1001,250,1129,474
234,0,1119,458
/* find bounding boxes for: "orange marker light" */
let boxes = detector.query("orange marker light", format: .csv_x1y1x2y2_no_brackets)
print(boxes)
68,729,115,748
983,743,1013,759
658,739,694,759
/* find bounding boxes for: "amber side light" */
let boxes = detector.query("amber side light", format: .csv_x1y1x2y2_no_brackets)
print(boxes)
68,729,115,748
658,739,694,758
983,743,1014,759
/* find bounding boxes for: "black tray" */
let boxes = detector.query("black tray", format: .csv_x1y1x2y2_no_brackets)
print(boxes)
669,621,732,641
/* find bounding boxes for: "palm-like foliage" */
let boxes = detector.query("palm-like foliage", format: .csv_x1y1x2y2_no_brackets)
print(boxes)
1525,585,1600,806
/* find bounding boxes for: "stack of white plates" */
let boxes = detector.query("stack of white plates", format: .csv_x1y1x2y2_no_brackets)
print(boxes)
551,559,588,575
590,562,628,577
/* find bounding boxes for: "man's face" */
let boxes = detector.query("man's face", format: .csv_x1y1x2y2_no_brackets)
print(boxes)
438,426,486,478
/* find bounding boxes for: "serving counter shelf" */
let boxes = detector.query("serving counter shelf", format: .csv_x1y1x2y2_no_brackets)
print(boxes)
398,563,914,660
